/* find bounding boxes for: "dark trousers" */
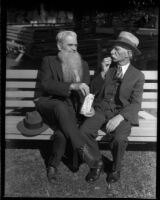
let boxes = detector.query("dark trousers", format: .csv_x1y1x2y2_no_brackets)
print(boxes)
80,111,106,160
80,111,131,171
36,99,85,147
36,99,98,168
47,111,105,168
48,130,67,168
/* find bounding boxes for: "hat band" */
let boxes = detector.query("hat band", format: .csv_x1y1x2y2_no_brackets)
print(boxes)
118,37,137,48
23,119,43,130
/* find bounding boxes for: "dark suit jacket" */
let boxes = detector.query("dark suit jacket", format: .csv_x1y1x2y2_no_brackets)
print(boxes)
91,64,145,126
35,55,90,111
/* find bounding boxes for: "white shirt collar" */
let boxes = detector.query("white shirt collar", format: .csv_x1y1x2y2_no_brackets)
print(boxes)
119,62,130,77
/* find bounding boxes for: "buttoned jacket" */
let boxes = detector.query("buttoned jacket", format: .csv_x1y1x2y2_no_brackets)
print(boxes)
91,64,145,125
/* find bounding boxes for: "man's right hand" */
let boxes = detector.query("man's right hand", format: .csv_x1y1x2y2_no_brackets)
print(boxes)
69,83,90,96
101,57,112,79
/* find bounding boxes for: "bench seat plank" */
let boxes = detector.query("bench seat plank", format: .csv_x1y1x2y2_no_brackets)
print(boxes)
5,133,156,142
141,102,157,109
96,136,157,142
6,82,36,88
5,100,157,109
5,133,52,140
5,125,156,137
143,83,157,90
6,70,158,80
142,71,157,80
138,110,156,120
6,82,157,91
5,123,157,142
5,91,157,100
5,116,157,126
6,100,35,107
6,116,157,140
6,70,38,79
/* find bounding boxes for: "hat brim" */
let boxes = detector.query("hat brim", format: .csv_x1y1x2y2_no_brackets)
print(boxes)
108,40,141,55
17,120,49,137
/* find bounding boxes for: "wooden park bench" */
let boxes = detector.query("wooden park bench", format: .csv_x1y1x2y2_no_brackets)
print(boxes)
5,69,157,149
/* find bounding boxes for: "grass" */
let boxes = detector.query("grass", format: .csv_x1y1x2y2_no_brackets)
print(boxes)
4,148,156,198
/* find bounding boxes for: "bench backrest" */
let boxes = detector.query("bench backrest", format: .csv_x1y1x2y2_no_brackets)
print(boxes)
6,70,157,116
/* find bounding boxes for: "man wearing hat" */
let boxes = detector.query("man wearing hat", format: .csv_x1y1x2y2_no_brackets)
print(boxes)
79,31,145,183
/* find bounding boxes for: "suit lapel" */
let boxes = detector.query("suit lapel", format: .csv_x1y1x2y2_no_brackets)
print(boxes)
105,66,117,84
54,56,64,81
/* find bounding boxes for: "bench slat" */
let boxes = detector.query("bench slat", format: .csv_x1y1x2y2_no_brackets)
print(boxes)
5,115,157,125
5,100,157,109
6,91,35,98
6,70,38,79
5,133,156,142
5,116,157,129
6,100,35,107
143,83,157,90
96,136,157,142
5,133,52,140
5,115,157,142
6,82,36,88
6,70,158,80
5,125,156,137
142,92,157,99
138,110,156,120
5,91,157,100
141,102,157,109
5,116,157,137
6,82,158,91
142,71,157,80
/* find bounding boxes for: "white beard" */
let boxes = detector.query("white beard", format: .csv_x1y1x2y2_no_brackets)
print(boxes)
58,51,83,82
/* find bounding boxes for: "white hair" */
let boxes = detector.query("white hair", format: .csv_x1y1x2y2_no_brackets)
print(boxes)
56,30,77,44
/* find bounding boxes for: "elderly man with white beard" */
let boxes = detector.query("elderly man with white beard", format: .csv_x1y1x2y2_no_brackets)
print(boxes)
34,30,103,184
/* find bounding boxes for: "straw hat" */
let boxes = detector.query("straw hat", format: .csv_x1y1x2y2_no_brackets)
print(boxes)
108,31,141,55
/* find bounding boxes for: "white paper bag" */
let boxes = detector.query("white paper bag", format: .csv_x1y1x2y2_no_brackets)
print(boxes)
80,93,95,115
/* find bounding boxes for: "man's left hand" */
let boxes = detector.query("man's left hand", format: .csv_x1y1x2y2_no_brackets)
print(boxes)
106,114,124,133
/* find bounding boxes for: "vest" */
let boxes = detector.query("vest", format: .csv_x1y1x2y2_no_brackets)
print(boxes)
94,71,123,119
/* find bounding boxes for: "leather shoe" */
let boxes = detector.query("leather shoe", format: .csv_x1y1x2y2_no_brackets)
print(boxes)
47,166,58,183
85,160,104,183
106,170,120,183
78,144,95,167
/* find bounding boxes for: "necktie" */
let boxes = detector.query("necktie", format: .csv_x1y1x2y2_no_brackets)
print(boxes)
116,66,123,80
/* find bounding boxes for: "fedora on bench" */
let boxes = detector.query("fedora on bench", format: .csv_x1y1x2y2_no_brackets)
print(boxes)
17,111,49,137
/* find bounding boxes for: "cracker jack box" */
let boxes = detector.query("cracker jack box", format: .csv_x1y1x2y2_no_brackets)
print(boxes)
80,93,95,115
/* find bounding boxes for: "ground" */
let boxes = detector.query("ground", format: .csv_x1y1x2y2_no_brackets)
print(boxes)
4,149,156,198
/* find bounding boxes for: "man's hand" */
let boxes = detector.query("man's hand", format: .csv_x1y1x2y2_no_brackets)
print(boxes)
101,57,112,79
106,114,124,133
70,83,90,96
